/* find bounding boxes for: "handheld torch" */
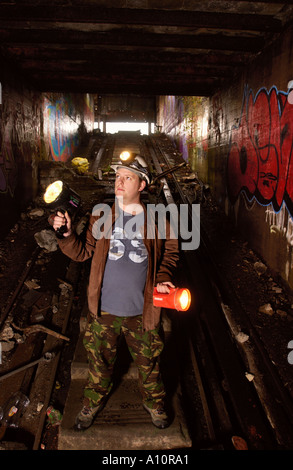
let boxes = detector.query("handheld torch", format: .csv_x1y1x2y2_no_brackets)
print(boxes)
43,180,81,238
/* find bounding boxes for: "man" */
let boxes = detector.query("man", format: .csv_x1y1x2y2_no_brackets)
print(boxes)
53,155,179,430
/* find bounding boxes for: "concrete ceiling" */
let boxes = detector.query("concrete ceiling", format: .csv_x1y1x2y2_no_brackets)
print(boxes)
1,1,293,96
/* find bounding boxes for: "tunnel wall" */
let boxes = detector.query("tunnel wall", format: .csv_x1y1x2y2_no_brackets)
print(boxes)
157,23,293,290
0,64,94,238
42,93,94,162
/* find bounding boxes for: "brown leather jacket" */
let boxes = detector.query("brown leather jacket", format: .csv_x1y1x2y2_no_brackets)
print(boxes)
58,202,179,330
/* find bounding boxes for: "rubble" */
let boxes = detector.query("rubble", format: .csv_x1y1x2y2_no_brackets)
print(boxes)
34,230,58,252
0,325,14,342
271,285,282,293
0,340,15,352
276,309,287,318
236,332,249,343
37,402,44,412
0,321,23,351
24,279,40,290
258,303,274,316
245,372,255,382
254,261,267,276
28,208,45,219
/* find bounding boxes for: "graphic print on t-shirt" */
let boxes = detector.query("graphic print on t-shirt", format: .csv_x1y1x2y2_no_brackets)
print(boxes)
108,225,147,264
100,211,148,316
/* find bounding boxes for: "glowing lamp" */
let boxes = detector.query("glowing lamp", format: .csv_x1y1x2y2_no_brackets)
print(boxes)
153,287,191,311
44,180,63,204
43,180,81,237
120,151,132,161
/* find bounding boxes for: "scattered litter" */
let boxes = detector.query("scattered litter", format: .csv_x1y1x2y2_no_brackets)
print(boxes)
46,406,62,426
71,157,89,174
236,332,249,343
258,303,274,316
0,392,30,428
34,230,58,252
245,372,254,382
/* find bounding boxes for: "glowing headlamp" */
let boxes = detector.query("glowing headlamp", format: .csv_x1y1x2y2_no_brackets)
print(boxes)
120,151,133,162
44,180,81,236
153,287,191,312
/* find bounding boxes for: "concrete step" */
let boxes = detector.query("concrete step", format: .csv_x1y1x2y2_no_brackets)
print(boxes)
58,378,192,450
58,312,192,450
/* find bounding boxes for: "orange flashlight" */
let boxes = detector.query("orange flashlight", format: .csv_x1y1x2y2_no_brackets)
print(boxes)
153,287,191,311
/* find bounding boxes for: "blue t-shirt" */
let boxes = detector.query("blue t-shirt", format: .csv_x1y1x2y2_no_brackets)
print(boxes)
100,209,148,316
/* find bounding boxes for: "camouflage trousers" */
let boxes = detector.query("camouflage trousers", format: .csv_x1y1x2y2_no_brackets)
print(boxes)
83,312,166,409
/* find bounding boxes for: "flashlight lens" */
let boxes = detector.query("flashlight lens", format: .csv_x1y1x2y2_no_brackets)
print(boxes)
44,180,63,204
120,151,131,161
179,289,191,311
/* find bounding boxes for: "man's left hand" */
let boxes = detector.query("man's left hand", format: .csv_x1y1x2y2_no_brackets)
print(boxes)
156,281,175,293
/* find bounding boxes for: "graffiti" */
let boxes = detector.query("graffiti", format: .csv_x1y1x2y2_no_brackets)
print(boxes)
44,96,79,162
44,94,94,162
265,204,293,247
227,85,293,217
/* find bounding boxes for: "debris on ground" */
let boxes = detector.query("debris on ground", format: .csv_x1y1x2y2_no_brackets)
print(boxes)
245,372,255,382
236,332,249,343
34,230,58,252
71,157,89,174
258,303,274,316
28,209,45,219
254,261,267,276
46,406,63,426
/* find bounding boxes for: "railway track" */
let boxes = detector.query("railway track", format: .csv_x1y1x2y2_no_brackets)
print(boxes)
0,131,293,450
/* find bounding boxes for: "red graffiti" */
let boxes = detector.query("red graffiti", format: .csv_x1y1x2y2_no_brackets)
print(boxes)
227,86,293,215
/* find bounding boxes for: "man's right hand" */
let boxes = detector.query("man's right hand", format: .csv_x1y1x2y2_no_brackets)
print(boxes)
53,211,72,237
